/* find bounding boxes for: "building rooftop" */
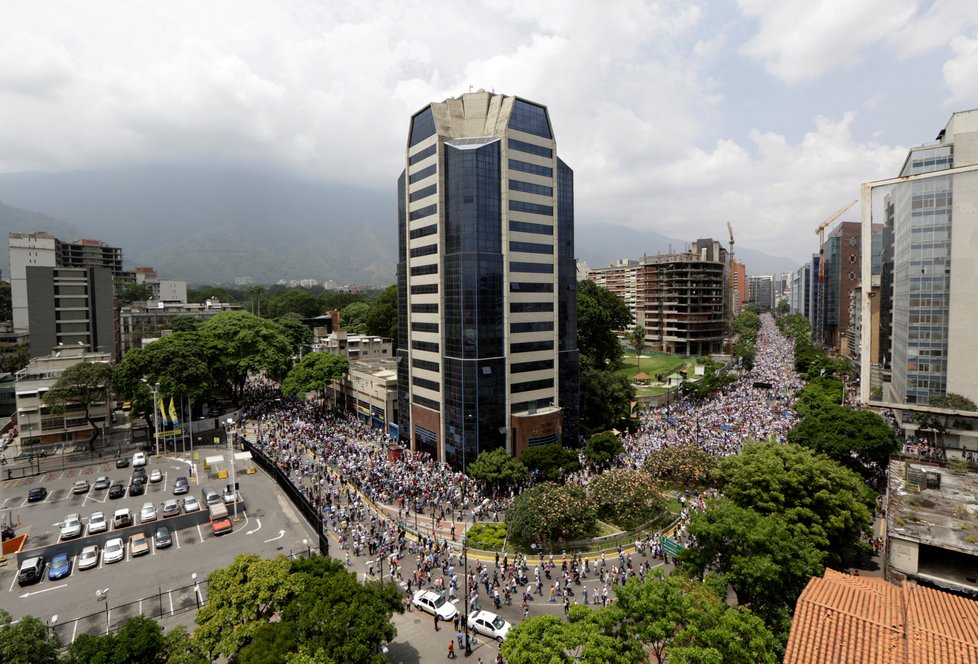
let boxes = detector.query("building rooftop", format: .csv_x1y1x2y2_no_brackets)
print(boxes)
784,568,978,664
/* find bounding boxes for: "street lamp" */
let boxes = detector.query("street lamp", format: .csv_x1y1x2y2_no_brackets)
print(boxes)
463,536,471,657
48,615,58,642
142,380,161,457
303,538,310,559
192,573,200,609
224,418,239,523
96,588,109,635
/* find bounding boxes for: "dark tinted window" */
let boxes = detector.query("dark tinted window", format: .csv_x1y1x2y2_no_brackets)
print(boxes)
410,107,436,146
510,220,552,235
510,241,552,254
509,159,552,178
509,100,552,139
510,179,553,197
410,164,437,184
509,138,552,158
511,261,552,273
409,143,437,165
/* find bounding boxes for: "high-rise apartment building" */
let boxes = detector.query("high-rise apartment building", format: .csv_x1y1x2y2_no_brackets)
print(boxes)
747,273,775,310
588,239,728,355
730,259,747,318
396,91,578,470
876,110,978,406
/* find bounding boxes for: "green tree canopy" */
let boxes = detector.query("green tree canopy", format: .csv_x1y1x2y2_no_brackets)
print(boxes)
505,482,596,547
198,311,294,399
281,352,349,409
363,284,397,345
265,288,321,319
0,610,60,664
169,315,201,333
115,281,154,305
582,430,624,468
715,442,875,558
43,361,114,453
642,444,717,487
678,500,825,638
628,324,647,366
586,468,664,529
466,447,529,492
577,280,631,369
275,316,314,353
502,607,644,664
787,405,898,479
0,280,11,321
580,366,635,435
339,302,371,334
916,392,978,444
518,444,581,482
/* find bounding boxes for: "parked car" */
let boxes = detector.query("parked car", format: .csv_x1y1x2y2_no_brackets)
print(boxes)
223,487,239,505
132,452,146,467
108,483,126,499
412,590,458,621
93,476,111,490
202,486,221,506
17,556,45,585
60,513,82,540
154,525,172,548
139,502,157,523
88,511,108,535
48,553,72,580
103,538,125,564
131,468,148,484
161,499,180,518
130,532,150,556
182,496,201,512
149,469,163,483
27,487,48,502
113,508,133,529
173,477,190,495
128,481,145,497
78,545,100,570
72,480,91,495
467,610,512,642
115,457,130,468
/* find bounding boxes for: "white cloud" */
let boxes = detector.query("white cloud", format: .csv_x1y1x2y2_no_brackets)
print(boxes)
738,0,917,82
943,32,978,106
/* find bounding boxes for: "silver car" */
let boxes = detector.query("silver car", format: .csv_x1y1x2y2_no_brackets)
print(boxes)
88,511,108,534
78,545,100,570
60,513,82,540
182,496,200,512
103,538,125,564
139,502,157,523
161,499,180,518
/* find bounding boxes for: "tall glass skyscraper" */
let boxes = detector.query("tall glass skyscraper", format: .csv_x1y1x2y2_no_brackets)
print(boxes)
397,92,578,471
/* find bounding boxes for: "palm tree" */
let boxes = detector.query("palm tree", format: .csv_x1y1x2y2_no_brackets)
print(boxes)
628,325,647,369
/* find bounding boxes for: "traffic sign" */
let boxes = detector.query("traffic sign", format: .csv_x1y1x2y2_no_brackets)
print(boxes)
660,535,685,557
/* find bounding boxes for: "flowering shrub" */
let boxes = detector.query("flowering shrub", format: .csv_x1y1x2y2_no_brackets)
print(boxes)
642,445,717,487
505,482,597,546
466,523,507,551
587,469,664,530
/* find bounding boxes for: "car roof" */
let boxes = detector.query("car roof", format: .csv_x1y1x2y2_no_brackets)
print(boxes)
52,553,69,561
82,544,99,552
20,556,42,567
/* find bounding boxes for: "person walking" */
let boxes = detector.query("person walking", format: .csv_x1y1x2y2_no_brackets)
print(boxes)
434,613,440,631
448,639,456,659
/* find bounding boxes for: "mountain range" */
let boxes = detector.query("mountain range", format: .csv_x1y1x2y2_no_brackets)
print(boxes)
0,166,798,285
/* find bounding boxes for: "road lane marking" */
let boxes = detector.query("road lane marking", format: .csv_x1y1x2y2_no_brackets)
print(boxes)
19,583,68,598
245,518,263,535
264,529,286,543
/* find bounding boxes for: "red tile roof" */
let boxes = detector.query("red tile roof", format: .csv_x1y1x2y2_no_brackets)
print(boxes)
784,569,978,664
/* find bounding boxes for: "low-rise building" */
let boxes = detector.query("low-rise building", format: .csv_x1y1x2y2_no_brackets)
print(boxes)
322,358,398,439
313,330,392,362
15,346,112,452
119,299,242,355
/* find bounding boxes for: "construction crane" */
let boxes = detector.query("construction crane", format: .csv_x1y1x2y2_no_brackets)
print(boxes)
816,199,857,282
814,198,858,346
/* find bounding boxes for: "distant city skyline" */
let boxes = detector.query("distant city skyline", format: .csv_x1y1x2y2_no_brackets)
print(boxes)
1,1,975,263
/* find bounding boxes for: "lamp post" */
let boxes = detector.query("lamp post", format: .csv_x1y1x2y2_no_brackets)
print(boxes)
303,538,310,559
224,419,239,522
192,573,201,609
142,380,161,457
463,536,471,656
96,588,109,634
48,615,58,643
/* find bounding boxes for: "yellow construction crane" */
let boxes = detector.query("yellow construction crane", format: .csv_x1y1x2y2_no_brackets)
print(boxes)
816,199,857,282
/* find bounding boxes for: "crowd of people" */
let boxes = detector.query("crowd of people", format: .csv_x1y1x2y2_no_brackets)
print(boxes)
621,315,804,466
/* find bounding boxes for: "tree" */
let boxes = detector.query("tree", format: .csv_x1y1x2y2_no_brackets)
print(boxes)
43,361,114,454
111,615,167,663
194,554,303,659
582,430,624,468
642,445,717,487
787,406,898,479
265,288,321,319
628,324,647,367
0,610,60,664
162,625,208,664
678,500,825,637
775,299,790,317
0,344,30,373
580,366,635,435
363,284,397,346
587,469,664,529
505,482,596,547
715,442,875,559
916,392,978,445
116,281,154,305
0,281,11,321
281,352,349,409
340,302,371,334
187,286,233,304
577,280,631,369
466,447,529,493
518,444,580,482
502,608,644,664
198,311,294,399
275,316,314,354
169,316,201,333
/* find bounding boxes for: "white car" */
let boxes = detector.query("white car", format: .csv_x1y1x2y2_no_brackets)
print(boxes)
93,476,111,490
72,479,91,494
60,513,82,540
412,590,457,621
78,545,100,570
139,502,157,523
132,452,146,467
103,537,125,564
88,511,108,534
468,610,512,642
149,469,163,483
182,496,200,513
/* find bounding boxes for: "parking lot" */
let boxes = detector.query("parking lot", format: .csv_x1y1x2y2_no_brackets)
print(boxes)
0,448,318,641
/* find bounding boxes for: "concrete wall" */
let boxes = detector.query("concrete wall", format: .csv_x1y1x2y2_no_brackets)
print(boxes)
889,537,920,576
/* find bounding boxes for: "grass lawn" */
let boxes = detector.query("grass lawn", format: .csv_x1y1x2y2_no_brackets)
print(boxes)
594,520,623,536
636,385,672,397
614,353,687,383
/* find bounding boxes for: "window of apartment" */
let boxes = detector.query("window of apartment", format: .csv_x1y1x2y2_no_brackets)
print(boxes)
508,138,552,159
510,220,553,235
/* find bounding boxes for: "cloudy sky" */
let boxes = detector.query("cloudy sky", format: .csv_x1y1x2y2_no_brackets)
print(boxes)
1,0,976,262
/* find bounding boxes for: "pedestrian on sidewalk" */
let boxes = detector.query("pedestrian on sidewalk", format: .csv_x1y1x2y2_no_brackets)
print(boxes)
448,640,455,659
434,613,440,631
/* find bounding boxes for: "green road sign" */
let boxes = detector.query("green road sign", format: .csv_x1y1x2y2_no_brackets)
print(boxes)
660,535,685,557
